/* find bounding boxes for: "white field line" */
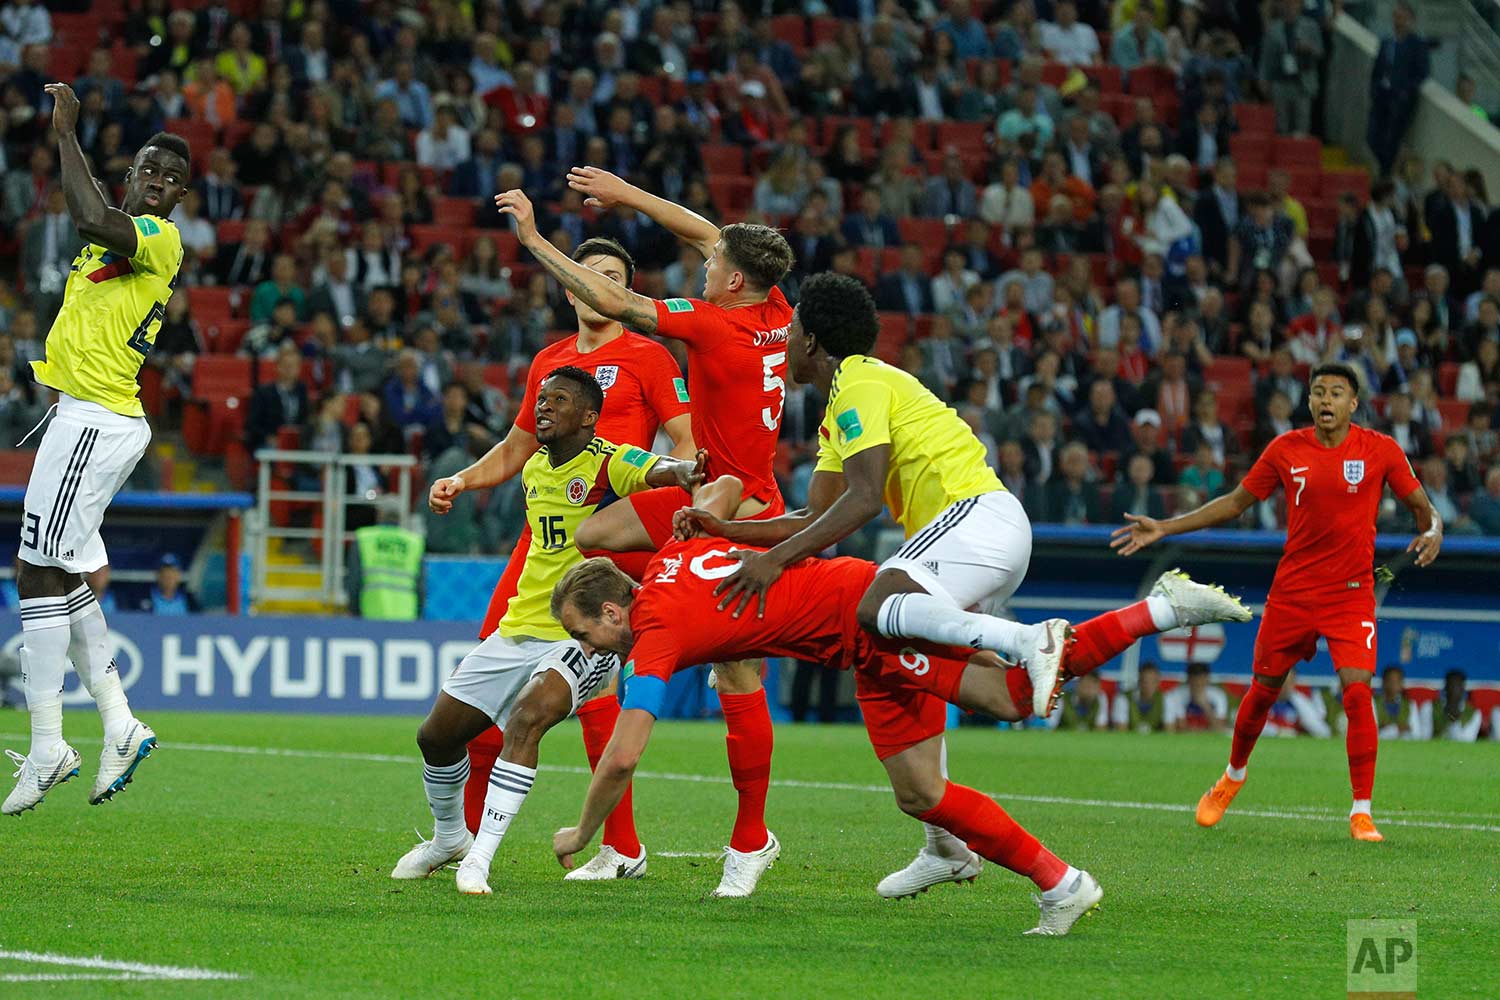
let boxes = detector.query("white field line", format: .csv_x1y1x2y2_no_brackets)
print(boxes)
6,733,1498,835
655,851,721,858
0,948,242,982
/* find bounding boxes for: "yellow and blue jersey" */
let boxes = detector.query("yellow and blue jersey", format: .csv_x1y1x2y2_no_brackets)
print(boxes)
31,214,183,417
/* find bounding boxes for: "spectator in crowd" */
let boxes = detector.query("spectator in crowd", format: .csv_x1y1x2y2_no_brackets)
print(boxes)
1111,451,1167,521
1040,441,1102,525
19,186,80,329
875,244,933,315
1178,441,1226,509
1053,673,1112,730
1429,167,1488,298
1259,668,1333,738
922,147,979,219
1193,157,1239,282
383,348,440,435
998,84,1054,147
1228,192,1294,293
244,297,301,359
1381,390,1433,460
1375,664,1424,740
246,344,310,453
1040,2,1101,67
1099,277,1162,354
138,554,200,615
1368,1,1428,175
1432,670,1485,742
1111,5,1168,71
1074,379,1133,456
1258,0,1323,136
1123,408,1175,485
979,157,1035,230
1114,661,1168,732
249,253,306,323
1166,662,1229,733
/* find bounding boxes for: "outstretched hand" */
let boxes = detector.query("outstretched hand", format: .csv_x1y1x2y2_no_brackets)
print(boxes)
44,83,80,134
494,189,539,245
1109,514,1166,557
566,166,632,211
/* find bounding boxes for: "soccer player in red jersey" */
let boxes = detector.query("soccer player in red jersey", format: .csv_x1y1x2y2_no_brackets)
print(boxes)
546,542,1249,928
497,173,795,891
1112,363,1443,841
427,237,693,876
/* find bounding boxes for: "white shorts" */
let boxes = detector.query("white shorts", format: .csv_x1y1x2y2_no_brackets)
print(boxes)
441,632,618,728
880,489,1032,610
20,395,152,574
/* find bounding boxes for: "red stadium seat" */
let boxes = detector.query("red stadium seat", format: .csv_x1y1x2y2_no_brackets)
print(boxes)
1127,65,1176,97
1205,357,1253,390
408,224,478,257
164,118,217,176
1234,103,1276,135
809,16,843,46
1082,65,1123,94
187,286,240,322
820,116,875,152
706,175,754,213
433,197,476,226
204,319,251,354
1237,163,1269,192
1228,134,1270,166
191,355,251,402
1282,166,1322,200
936,121,987,154
897,217,950,250
702,143,746,174
1320,170,1370,202
1437,400,1469,430
1304,200,1337,238
769,14,807,53
0,448,38,485
1272,136,1322,169
1438,362,1460,397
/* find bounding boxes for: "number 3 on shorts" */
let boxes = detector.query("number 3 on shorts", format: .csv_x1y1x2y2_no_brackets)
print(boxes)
1361,620,1375,650
760,352,786,431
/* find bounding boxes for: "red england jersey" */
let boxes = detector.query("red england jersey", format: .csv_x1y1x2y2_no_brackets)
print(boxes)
515,331,689,448
653,289,793,506
1241,425,1421,599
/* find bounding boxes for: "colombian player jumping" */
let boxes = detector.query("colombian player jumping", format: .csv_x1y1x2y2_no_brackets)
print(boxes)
497,173,795,896
4,84,188,815
429,236,693,877
548,546,1250,933
395,368,731,893
1112,363,1443,841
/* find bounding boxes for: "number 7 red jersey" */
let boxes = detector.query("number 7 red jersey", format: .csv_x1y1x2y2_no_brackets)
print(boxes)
653,290,792,507
1240,425,1421,599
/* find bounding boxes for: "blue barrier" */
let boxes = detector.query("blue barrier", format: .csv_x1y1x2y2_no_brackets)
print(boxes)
1028,523,1500,556
0,488,255,510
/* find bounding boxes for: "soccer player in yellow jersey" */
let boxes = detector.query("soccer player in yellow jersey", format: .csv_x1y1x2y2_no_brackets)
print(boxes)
4,84,189,816
393,367,740,895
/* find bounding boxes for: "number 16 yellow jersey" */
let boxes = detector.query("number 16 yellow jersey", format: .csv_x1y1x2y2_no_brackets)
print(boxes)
31,214,183,417
499,437,661,641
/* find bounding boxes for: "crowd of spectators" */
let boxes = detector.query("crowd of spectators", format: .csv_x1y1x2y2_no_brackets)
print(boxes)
1,0,1500,553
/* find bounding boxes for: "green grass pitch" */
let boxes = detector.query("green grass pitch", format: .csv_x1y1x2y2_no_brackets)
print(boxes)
2,710,1497,998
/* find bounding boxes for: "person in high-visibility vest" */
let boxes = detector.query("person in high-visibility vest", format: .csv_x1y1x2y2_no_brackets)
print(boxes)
353,522,424,620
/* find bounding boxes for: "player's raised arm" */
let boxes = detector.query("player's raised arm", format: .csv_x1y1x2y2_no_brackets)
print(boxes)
428,424,540,514
643,447,709,493
45,84,143,258
1110,484,1258,556
496,189,661,335
566,166,720,260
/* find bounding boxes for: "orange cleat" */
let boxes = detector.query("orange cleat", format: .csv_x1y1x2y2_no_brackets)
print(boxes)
1350,813,1384,842
1195,773,1246,827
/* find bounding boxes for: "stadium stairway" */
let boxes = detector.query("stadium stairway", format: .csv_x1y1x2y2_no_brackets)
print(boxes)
253,536,339,616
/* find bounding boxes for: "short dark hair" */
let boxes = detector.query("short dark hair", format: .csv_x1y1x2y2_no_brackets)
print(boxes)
141,131,191,168
573,236,635,286
798,272,879,359
542,364,604,412
1310,362,1360,396
720,223,794,290
1187,662,1210,677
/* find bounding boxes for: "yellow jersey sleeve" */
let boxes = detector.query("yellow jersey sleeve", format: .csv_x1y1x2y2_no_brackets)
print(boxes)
130,215,182,277
813,430,842,474
606,445,661,497
826,376,895,463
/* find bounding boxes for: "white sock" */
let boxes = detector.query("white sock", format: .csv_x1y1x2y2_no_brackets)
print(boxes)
421,757,470,850
1146,594,1178,631
1351,798,1372,817
1225,764,1247,782
877,593,1033,661
65,585,132,740
468,760,537,870
924,737,969,859
1042,865,1084,901
20,596,71,760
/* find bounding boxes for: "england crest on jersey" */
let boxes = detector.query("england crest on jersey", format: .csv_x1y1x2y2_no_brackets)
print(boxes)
1343,460,1365,485
594,365,619,391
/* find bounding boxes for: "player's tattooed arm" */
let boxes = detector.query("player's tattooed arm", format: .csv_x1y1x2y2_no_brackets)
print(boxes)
495,189,660,333
566,166,720,259
1401,486,1443,568
45,84,140,257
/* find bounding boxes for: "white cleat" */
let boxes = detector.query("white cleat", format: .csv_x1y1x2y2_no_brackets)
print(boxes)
1024,870,1104,937
564,843,648,881
1015,619,1071,717
1150,569,1252,628
877,848,983,899
90,719,158,805
710,831,781,898
455,858,493,895
3,745,82,816
391,831,473,880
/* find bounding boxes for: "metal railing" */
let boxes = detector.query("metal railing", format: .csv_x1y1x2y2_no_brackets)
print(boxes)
249,449,418,611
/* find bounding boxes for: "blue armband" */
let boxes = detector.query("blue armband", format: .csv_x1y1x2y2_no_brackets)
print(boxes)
620,673,667,718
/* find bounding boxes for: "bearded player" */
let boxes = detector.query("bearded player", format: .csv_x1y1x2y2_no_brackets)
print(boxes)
497,173,794,896
5,84,188,815
394,367,730,893
548,545,1249,932
430,236,693,877
1113,362,1442,841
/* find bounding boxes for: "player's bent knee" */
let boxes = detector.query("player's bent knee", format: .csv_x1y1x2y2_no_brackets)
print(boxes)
415,721,461,763
891,779,944,817
503,699,566,751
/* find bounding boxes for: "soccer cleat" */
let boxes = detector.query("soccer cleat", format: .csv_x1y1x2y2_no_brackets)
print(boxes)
1350,813,1384,842
3,745,82,816
1151,569,1253,627
1195,772,1246,827
876,848,982,899
564,843,648,881
1016,619,1071,717
90,719,158,805
1024,870,1104,937
710,831,781,898
391,830,473,879
454,857,493,895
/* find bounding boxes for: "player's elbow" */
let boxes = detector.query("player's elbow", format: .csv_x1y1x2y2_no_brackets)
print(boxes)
600,746,641,778
573,514,608,553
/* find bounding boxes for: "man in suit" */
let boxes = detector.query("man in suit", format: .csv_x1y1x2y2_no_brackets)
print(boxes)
1058,114,1105,188
1367,0,1429,175
213,218,274,287
448,128,506,198
1259,0,1324,136
195,147,244,223
1254,347,1307,421
1193,158,1240,282
875,244,934,315
921,148,978,219
841,188,902,249
1429,169,1488,298
246,345,311,453
1177,101,1231,171
20,188,83,330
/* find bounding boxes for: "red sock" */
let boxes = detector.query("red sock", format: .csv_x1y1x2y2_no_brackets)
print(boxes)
1342,681,1378,802
919,781,1068,891
577,697,642,857
1006,668,1035,720
581,548,655,582
1229,680,1279,770
1066,601,1156,676
463,727,504,835
720,688,773,853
